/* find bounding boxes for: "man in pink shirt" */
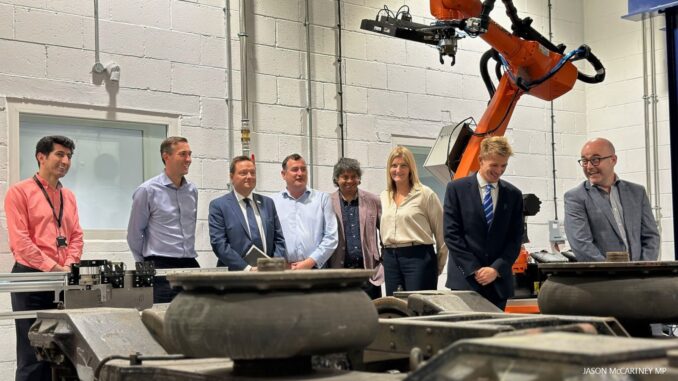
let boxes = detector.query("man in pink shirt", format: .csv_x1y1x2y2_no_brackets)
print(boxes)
4,135,83,381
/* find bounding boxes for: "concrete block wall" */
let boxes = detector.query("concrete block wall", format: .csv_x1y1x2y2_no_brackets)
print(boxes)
0,0,671,374
0,0,233,376
583,0,674,260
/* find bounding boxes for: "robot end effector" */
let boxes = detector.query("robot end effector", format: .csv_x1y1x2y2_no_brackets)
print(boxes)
360,0,606,87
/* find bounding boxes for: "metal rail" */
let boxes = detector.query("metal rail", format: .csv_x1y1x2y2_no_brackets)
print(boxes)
0,267,227,320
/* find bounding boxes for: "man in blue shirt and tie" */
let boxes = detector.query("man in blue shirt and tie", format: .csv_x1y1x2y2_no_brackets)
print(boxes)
208,156,286,270
272,153,338,269
127,136,199,303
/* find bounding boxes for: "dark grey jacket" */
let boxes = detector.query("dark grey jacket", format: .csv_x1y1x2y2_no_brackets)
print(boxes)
564,179,660,262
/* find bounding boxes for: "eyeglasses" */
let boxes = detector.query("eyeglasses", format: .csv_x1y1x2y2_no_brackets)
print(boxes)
577,155,613,167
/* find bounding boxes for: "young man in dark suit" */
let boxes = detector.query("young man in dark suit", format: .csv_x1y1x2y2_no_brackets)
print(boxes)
443,136,524,309
209,156,286,270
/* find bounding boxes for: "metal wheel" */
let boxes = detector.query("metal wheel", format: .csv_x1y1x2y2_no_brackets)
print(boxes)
373,296,410,318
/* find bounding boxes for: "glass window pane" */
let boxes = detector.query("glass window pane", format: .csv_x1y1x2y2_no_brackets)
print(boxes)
406,145,447,203
20,114,166,230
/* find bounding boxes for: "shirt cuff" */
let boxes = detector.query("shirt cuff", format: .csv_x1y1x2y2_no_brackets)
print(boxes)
36,258,58,273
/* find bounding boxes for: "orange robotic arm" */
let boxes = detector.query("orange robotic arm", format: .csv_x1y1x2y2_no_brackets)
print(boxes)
360,1,604,179
432,0,592,178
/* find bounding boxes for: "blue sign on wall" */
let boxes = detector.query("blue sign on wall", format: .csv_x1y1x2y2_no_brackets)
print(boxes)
625,0,678,20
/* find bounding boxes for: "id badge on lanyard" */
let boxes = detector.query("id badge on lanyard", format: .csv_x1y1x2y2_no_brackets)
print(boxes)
33,176,68,248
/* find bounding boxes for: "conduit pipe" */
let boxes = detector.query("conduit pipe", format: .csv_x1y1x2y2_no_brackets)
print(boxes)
649,17,662,232
225,1,235,160
239,0,251,157
304,0,314,186
547,0,558,219
642,16,653,207
92,0,120,81
93,0,103,74
336,0,346,158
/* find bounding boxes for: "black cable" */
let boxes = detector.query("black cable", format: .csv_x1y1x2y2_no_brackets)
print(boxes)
501,0,521,25
472,89,521,137
501,0,561,54
480,49,497,99
548,0,558,220
94,353,187,380
445,117,477,177
494,60,503,82
395,5,410,20
376,5,396,20
94,355,130,380
337,0,345,158
478,0,497,31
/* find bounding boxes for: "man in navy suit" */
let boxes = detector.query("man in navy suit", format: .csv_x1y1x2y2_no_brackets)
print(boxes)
209,156,286,270
443,137,524,309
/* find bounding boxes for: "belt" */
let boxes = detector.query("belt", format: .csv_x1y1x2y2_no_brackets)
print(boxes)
383,242,419,249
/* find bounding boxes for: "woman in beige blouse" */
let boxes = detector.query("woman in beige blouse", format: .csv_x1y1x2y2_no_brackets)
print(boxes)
380,146,448,296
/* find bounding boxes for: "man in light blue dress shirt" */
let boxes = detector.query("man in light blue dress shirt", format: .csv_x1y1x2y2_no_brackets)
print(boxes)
127,136,199,303
272,153,338,269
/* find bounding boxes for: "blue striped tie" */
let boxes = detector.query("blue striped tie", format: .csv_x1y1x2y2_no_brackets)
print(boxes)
244,198,264,252
483,184,494,229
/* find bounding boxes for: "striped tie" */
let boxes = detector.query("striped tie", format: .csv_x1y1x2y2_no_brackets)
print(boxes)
483,184,494,229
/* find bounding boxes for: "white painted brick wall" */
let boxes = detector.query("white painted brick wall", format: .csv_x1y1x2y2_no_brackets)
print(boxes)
46,46,95,83
0,0,669,371
0,3,14,39
45,0,94,16
15,7,84,48
144,28,202,65
310,26,337,56
253,44,302,77
367,88,407,118
171,0,225,37
582,0,673,258
172,62,226,97
387,65,426,94
93,20,147,57
109,0,170,28
201,35,227,67
277,19,304,51
0,39,46,77
345,58,387,88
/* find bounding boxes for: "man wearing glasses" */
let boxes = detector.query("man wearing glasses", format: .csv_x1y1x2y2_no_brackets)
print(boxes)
564,138,659,262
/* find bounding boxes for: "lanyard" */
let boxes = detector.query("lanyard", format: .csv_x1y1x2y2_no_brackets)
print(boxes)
33,175,64,229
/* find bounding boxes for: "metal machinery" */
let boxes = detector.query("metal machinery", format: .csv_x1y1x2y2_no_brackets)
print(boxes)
362,0,607,309
538,261,678,336
0,260,155,320
361,0,605,180
26,270,678,381
20,2,678,380
28,268,406,381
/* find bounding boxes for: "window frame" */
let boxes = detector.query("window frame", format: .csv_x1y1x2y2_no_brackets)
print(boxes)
391,135,447,202
7,99,181,239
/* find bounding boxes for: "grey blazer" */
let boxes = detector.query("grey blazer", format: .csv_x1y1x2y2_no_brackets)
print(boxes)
564,179,660,262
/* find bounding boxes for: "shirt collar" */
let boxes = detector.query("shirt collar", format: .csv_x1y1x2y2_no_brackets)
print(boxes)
160,171,186,188
588,175,621,191
393,183,422,199
410,183,423,195
339,189,359,203
234,190,253,203
341,196,359,207
34,173,62,190
476,173,497,189
282,187,311,200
